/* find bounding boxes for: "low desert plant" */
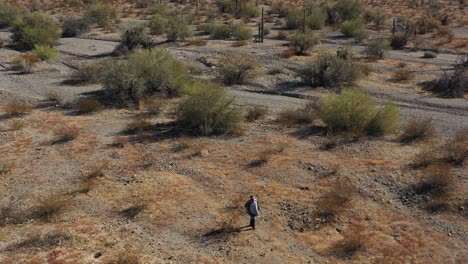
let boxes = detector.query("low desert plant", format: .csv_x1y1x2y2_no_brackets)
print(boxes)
443,129,467,165
276,30,288,40
100,48,189,103
70,63,101,84
230,22,252,40
125,118,152,134
176,82,244,135
219,52,258,85
206,22,231,39
246,106,268,122
166,14,191,41
10,54,38,73
332,225,365,259
149,15,167,35
114,25,152,55
366,38,390,59
424,55,467,98
112,136,128,148
400,118,435,143
298,53,362,88
340,18,366,38
7,230,75,251
392,70,415,82
289,30,319,55
319,89,399,135
61,16,91,37
390,33,408,50
11,12,62,51
0,3,26,29
52,127,79,144
74,98,102,114
316,177,355,222
32,45,59,61
277,101,318,125
84,2,117,27
333,0,363,22
3,102,32,116
30,194,71,221
417,164,454,195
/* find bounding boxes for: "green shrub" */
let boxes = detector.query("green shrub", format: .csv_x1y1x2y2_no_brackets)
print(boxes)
70,63,101,84
307,11,326,30
0,3,26,29
84,2,117,27
319,89,399,135
340,18,366,38
417,15,440,34
176,82,244,135
289,30,319,55
166,15,191,41
219,52,258,85
205,22,230,39
100,48,189,103
286,8,302,29
114,25,151,55
366,38,390,59
333,0,363,22
149,15,167,35
246,106,268,122
61,16,91,37
239,1,260,18
216,0,236,13
390,33,408,50
364,10,386,31
11,12,62,51
32,45,59,61
297,53,362,88
230,22,252,40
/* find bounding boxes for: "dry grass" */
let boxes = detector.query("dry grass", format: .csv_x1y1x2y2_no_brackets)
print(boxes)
29,194,71,221
83,161,108,181
6,230,76,252
112,136,128,148
248,144,286,168
416,163,454,195
245,105,268,122
331,225,365,259
3,103,32,117
138,97,163,116
277,102,317,126
172,137,204,157
8,120,24,131
412,146,439,168
400,118,435,144
52,126,79,144
125,117,152,134
0,161,14,176
74,98,102,114
119,203,147,219
105,247,140,264
443,129,467,165
392,70,415,82
316,177,355,223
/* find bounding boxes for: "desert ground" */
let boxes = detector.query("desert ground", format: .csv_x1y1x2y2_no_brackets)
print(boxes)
0,0,467,263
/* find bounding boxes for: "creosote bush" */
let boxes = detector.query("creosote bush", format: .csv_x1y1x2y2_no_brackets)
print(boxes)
11,12,62,51
366,38,390,59
340,19,366,38
32,45,59,61
166,15,191,41
246,106,268,122
443,129,467,165
100,48,189,103
114,25,152,55
400,118,435,143
390,33,408,50
333,0,363,22
219,52,258,85
289,30,319,55
417,164,454,195
70,63,101,84
84,2,117,27
61,16,91,37
0,2,26,28
424,55,467,98
177,82,244,135
298,53,362,88
319,89,399,135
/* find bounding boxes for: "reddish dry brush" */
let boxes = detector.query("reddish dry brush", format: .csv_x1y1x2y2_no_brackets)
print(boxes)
316,177,355,224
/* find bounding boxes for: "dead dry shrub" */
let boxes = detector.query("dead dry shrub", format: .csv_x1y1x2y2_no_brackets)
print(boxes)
276,30,288,40
74,98,102,114
45,92,63,104
6,230,75,252
0,162,14,176
29,194,71,221
332,225,365,259
316,177,355,223
3,102,32,117
70,63,101,84
172,137,203,156
9,120,25,131
138,97,163,116
443,129,467,165
125,117,152,134
412,146,439,168
106,248,140,264
52,126,79,144
416,163,454,195
119,203,147,219
245,105,268,122
392,70,415,82
400,118,435,144
277,101,318,126
83,161,108,181
248,145,285,168
112,136,128,148
424,55,467,98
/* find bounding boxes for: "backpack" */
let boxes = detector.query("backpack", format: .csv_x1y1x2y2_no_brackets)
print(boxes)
249,200,259,216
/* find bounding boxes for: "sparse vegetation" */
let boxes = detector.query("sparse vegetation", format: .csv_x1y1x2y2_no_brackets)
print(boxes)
333,0,363,22
74,98,102,114
61,16,91,37
125,117,152,134
277,101,318,125
176,82,244,135
417,164,454,195
316,177,355,223
443,129,467,165
424,55,467,98
52,126,79,144
366,38,390,59
390,33,409,50
84,2,117,27
392,70,415,82
10,54,38,73
70,63,102,84
246,106,268,122
11,12,62,51
340,19,366,38
219,52,258,85
400,118,435,143
30,194,71,221
3,102,32,117
114,25,152,55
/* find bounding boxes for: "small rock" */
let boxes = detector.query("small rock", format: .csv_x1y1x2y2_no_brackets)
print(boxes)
94,252,102,258
336,227,343,233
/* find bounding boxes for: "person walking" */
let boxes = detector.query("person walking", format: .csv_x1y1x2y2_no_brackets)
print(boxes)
244,195,260,230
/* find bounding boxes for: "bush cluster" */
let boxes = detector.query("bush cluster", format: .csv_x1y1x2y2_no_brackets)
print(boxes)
333,0,363,22
61,16,91,37
366,38,390,59
286,8,326,30
289,30,319,55
0,2,26,29
219,52,258,85
114,25,152,55
176,82,244,135
340,19,366,38
100,48,189,103
11,12,62,51
319,89,399,135
206,21,252,40
297,53,362,88
84,2,117,27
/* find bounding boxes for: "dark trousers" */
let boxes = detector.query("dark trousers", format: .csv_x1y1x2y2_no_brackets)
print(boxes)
250,215,256,229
